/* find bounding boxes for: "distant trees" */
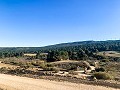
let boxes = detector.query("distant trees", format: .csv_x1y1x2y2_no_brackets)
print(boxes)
0,52,23,58
68,49,92,60
36,52,48,60
0,53,4,58
1,40,120,61
47,49,93,62
47,51,69,62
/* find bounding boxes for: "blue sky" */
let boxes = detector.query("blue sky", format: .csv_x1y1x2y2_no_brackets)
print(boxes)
0,0,120,47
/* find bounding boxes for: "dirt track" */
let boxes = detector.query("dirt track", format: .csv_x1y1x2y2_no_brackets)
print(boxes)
0,74,119,90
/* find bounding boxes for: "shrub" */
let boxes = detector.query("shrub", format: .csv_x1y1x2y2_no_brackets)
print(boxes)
0,67,8,73
46,63,54,67
31,61,39,66
101,59,110,62
43,67,52,71
95,67,106,72
43,67,59,73
52,67,60,73
94,72,114,80
31,61,47,69
54,62,82,70
69,70,78,75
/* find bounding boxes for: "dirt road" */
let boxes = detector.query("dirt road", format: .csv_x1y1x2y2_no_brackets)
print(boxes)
0,74,119,90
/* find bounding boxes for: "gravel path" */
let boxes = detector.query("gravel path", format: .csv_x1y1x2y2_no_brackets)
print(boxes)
0,74,119,90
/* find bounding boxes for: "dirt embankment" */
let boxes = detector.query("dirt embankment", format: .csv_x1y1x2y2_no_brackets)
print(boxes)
0,74,119,90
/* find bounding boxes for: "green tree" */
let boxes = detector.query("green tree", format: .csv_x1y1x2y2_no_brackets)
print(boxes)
47,51,69,62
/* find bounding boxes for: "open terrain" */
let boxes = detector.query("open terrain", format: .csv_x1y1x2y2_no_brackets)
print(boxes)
0,57,120,88
98,51,120,57
0,41,120,89
0,74,119,90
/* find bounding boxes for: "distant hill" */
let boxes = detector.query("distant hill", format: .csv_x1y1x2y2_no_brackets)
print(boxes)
0,40,120,53
43,40,120,48
1,40,120,60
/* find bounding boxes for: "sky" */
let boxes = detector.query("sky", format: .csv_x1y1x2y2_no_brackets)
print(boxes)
0,0,120,47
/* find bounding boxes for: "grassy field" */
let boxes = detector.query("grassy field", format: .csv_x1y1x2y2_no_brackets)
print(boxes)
24,53,37,57
98,51,120,57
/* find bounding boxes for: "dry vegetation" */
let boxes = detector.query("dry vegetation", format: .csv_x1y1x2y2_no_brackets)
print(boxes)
24,53,37,57
0,57,120,89
98,51,120,57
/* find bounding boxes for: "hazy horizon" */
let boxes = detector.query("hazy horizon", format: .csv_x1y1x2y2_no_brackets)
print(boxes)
0,0,120,47
0,39,119,47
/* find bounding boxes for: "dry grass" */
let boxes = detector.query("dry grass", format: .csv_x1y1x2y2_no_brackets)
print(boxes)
0,61,18,68
50,60,80,64
24,53,37,56
98,51,120,57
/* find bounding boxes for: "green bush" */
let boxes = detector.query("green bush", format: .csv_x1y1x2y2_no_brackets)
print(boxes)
95,67,106,72
94,72,114,80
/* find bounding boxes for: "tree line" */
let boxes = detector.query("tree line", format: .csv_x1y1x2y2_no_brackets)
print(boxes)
0,40,120,61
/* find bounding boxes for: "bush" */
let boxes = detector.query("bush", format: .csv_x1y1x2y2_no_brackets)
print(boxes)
0,67,8,73
52,67,60,73
39,62,47,68
43,67,59,73
53,62,82,70
69,70,78,75
101,59,110,62
94,72,114,80
46,63,54,67
95,67,106,72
